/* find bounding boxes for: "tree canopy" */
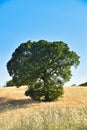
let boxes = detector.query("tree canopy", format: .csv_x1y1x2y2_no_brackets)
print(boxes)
7,40,80,101
6,79,15,87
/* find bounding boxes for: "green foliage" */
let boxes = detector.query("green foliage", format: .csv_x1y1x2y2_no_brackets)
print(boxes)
7,40,80,101
6,79,15,87
25,83,64,101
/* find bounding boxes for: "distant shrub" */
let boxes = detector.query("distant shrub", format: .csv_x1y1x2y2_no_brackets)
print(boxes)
71,84,77,86
79,82,87,86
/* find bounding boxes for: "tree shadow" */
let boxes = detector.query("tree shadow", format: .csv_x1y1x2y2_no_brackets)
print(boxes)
0,97,40,113
0,97,6,102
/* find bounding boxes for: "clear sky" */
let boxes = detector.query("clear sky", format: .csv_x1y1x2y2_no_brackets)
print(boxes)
0,0,87,86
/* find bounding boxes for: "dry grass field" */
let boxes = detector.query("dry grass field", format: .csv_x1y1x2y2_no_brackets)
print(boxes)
0,86,87,130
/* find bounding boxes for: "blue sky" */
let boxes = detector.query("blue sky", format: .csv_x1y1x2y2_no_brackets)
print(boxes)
0,0,87,86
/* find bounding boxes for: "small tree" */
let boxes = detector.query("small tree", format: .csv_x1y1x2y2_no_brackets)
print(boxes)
7,40,80,101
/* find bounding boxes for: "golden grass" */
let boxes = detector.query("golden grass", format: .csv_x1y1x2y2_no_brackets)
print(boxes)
0,86,87,106
0,86,87,130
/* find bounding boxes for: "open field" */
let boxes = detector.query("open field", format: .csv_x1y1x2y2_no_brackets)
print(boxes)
0,86,87,130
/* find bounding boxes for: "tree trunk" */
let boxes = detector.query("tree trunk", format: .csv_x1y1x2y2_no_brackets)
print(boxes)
42,75,50,101
45,93,50,101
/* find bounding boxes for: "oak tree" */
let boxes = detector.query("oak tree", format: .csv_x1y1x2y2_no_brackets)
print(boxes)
7,40,80,101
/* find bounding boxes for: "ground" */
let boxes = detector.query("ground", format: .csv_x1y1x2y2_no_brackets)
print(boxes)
0,86,87,130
